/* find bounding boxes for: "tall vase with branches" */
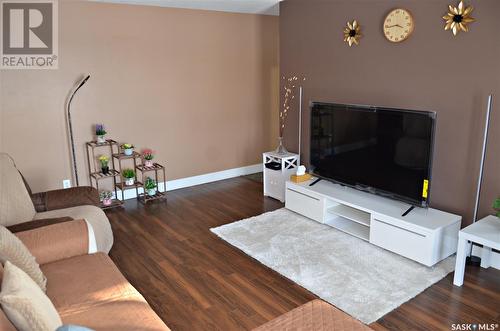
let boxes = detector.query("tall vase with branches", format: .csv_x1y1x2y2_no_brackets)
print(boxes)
276,75,305,154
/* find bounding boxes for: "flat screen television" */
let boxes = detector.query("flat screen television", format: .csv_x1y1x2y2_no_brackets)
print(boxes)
310,102,436,207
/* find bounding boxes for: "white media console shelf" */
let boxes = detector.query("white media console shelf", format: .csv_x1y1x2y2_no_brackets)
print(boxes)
285,179,462,266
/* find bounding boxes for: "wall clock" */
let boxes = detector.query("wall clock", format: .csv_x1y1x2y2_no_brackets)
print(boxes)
383,9,414,43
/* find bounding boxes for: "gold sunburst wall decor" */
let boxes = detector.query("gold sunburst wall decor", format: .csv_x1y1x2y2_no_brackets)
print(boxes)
343,20,362,46
443,1,475,36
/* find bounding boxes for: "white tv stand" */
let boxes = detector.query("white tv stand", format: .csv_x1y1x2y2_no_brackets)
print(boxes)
285,179,462,266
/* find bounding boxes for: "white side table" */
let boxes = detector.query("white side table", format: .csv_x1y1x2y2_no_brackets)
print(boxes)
263,151,299,202
453,215,500,286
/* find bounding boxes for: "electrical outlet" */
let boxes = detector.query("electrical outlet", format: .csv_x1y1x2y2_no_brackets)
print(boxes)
63,179,71,189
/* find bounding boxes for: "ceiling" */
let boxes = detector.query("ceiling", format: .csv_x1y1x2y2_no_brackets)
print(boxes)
90,0,282,15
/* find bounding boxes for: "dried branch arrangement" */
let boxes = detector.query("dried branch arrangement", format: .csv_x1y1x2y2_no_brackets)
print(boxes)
280,75,306,137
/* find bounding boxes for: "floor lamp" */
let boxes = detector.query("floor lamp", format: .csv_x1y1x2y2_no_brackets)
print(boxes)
467,94,494,266
298,86,303,163
66,74,91,187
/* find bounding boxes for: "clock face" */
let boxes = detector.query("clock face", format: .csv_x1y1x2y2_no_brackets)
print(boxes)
383,9,414,43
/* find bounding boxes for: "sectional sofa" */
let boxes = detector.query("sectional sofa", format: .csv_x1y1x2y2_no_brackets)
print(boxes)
0,153,170,330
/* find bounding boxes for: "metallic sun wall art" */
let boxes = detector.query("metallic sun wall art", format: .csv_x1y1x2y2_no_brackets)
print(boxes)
343,20,362,46
443,1,475,36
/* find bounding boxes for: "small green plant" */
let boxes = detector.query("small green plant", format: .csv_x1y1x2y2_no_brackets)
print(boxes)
122,168,135,179
99,190,113,200
121,143,134,149
144,177,157,190
493,197,500,217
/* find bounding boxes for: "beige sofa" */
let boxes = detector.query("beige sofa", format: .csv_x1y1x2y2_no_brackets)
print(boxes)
0,153,113,253
0,220,170,330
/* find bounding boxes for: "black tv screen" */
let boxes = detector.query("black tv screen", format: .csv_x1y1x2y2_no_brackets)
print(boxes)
310,102,436,207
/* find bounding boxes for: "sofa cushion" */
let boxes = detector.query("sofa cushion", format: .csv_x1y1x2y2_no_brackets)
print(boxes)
0,264,17,331
35,205,113,254
60,299,170,331
7,216,74,233
0,154,36,227
0,261,62,331
43,187,100,211
41,253,169,330
0,225,47,291
15,220,90,265
41,253,139,312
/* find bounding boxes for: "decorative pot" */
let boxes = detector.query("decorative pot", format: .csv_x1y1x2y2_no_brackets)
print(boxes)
147,188,156,196
101,166,109,174
102,198,112,206
97,135,106,144
144,160,153,167
124,148,133,156
125,178,134,186
275,136,289,155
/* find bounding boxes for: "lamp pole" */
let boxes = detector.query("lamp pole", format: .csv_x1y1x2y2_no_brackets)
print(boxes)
468,94,493,266
298,86,303,162
66,74,91,187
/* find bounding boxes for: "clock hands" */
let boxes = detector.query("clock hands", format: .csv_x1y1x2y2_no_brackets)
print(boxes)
387,24,403,28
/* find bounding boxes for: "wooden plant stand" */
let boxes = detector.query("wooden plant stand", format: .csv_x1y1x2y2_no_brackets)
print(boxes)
86,139,123,209
87,139,167,206
136,162,167,204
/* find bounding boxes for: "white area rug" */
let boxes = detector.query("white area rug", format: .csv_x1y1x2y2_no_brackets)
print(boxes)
211,208,455,324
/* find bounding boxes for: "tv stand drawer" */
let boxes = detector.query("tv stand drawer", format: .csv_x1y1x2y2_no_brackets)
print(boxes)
285,188,324,222
370,218,433,266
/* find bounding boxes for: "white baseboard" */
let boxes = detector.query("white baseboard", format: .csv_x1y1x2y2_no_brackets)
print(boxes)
472,245,500,270
118,163,262,200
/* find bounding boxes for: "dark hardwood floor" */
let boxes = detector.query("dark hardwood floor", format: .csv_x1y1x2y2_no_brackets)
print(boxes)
106,176,500,331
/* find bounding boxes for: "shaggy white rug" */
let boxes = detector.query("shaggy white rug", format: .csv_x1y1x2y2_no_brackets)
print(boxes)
211,208,455,324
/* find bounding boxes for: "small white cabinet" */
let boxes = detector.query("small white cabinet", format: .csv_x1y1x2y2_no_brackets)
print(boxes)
263,152,299,202
285,179,462,266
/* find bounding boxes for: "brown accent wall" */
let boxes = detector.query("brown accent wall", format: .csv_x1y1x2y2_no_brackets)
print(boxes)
280,0,500,225
0,1,279,192
0,75,3,152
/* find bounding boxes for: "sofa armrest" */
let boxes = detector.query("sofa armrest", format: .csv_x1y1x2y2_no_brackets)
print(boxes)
7,216,74,233
15,219,97,265
31,186,100,212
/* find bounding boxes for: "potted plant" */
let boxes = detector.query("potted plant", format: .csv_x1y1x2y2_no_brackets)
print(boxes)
144,177,157,196
142,149,154,167
98,155,110,174
121,143,134,156
493,197,500,217
122,168,135,186
99,190,113,206
95,124,107,144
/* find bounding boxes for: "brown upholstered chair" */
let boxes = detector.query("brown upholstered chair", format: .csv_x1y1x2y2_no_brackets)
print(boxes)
0,153,113,253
